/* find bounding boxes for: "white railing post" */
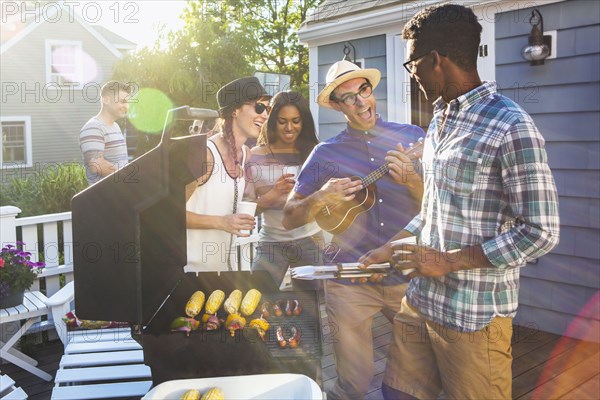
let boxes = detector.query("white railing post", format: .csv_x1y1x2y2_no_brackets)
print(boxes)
0,206,21,247
0,206,22,347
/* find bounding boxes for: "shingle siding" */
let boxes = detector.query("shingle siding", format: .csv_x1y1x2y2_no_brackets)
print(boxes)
496,2,600,338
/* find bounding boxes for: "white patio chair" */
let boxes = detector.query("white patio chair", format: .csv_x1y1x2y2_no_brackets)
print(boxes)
45,282,152,400
0,373,27,400
1,291,53,381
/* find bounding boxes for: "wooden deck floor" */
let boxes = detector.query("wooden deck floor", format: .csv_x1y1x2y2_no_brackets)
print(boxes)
3,306,599,400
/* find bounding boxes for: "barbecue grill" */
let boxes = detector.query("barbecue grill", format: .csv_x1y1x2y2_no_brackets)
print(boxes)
71,106,322,386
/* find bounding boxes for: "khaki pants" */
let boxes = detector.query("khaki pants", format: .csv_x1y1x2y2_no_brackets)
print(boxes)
384,297,513,399
325,280,407,400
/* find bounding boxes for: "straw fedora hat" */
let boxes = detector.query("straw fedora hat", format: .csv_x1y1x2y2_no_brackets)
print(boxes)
317,60,381,109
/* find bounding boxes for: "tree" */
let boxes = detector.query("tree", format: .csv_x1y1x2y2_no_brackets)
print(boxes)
113,0,321,106
111,0,321,154
189,0,322,91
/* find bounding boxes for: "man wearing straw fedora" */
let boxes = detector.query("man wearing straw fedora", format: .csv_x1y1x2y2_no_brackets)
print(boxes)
283,60,425,399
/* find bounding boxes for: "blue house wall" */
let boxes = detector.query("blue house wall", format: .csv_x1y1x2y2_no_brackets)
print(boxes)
496,0,600,339
317,35,388,140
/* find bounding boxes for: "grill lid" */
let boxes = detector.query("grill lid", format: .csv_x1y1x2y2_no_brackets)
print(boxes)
72,106,211,325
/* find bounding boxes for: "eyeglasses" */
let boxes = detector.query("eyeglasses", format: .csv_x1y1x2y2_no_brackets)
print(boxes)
332,83,373,106
403,50,447,75
254,103,272,115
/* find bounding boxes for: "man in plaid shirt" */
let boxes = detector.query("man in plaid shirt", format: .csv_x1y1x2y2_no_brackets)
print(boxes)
361,4,560,399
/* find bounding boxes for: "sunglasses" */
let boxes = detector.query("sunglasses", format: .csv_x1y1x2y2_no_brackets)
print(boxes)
253,102,272,115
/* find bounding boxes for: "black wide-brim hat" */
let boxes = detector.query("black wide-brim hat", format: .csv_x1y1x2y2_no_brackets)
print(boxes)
217,76,271,110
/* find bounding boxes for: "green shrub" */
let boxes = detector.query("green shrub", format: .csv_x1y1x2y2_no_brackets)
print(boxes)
0,163,87,217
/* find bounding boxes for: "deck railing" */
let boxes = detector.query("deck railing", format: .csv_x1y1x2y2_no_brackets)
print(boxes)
0,206,259,298
1,206,74,299
1,205,259,344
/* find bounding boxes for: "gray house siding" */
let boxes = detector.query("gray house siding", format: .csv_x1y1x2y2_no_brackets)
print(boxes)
496,1,600,339
316,35,387,140
1,11,121,171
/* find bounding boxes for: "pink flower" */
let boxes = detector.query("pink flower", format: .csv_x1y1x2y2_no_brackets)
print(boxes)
0,258,4,268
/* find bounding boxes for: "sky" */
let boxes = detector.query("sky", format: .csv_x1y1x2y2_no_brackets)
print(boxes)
76,1,189,49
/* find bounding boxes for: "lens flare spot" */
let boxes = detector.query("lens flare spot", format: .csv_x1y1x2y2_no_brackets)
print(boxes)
127,88,174,134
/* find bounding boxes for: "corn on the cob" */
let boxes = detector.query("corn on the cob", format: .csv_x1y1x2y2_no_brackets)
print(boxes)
224,289,242,314
240,289,262,316
201,387,224,400
180,389,201,400
205,290,225,314
185,291,205,317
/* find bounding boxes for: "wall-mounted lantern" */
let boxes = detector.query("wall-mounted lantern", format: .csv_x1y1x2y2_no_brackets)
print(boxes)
521,9,552,66
342,42,357,65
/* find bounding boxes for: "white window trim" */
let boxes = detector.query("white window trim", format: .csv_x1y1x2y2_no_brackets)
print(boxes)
353,58,365,69
45,39,83,89
1,116,33,168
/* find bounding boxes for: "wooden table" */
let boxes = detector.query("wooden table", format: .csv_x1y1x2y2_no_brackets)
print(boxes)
0,291,53,381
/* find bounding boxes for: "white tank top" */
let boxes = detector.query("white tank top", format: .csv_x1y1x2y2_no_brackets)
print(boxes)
185,140,247,272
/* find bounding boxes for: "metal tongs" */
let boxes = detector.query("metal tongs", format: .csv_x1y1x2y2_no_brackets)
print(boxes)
290,263,391,280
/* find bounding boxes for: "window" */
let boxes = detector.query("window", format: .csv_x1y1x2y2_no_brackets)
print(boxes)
1,117,32,168
45,40,82,87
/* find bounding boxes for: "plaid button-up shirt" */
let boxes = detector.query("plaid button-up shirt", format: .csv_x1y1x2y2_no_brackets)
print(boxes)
405,81,560,332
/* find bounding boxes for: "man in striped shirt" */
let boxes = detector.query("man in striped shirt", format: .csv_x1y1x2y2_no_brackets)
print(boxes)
361,5,560,399
80,81,131,185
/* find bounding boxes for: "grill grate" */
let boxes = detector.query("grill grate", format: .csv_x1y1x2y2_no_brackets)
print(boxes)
260,291,322,361
137,276,323,385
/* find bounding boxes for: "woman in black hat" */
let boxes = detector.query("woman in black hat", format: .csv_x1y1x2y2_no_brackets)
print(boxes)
185,77,271,272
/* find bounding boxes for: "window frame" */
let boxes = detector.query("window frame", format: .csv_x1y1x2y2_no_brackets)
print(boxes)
1,116,33,169
45,39,83,88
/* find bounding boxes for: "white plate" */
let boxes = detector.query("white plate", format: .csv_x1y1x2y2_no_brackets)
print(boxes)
142,373,323,399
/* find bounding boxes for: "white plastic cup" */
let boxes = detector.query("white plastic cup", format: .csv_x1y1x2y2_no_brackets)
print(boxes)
283,165,299,178
390,236,417,275
237,201,257,234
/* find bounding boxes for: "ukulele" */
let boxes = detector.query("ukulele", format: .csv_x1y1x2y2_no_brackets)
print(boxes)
315,139,424,234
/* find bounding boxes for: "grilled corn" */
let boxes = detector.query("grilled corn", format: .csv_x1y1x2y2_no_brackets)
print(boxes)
201,387,224,400
205,290,225,314
180,389,201,400
185,291,205,318
223,289,242,314
240,289,262,316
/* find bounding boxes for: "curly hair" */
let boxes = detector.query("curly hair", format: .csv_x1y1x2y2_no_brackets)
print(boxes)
257,91,319,163
402,4,482,72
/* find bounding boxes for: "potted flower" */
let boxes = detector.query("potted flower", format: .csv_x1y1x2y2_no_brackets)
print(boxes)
0,241,45,308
